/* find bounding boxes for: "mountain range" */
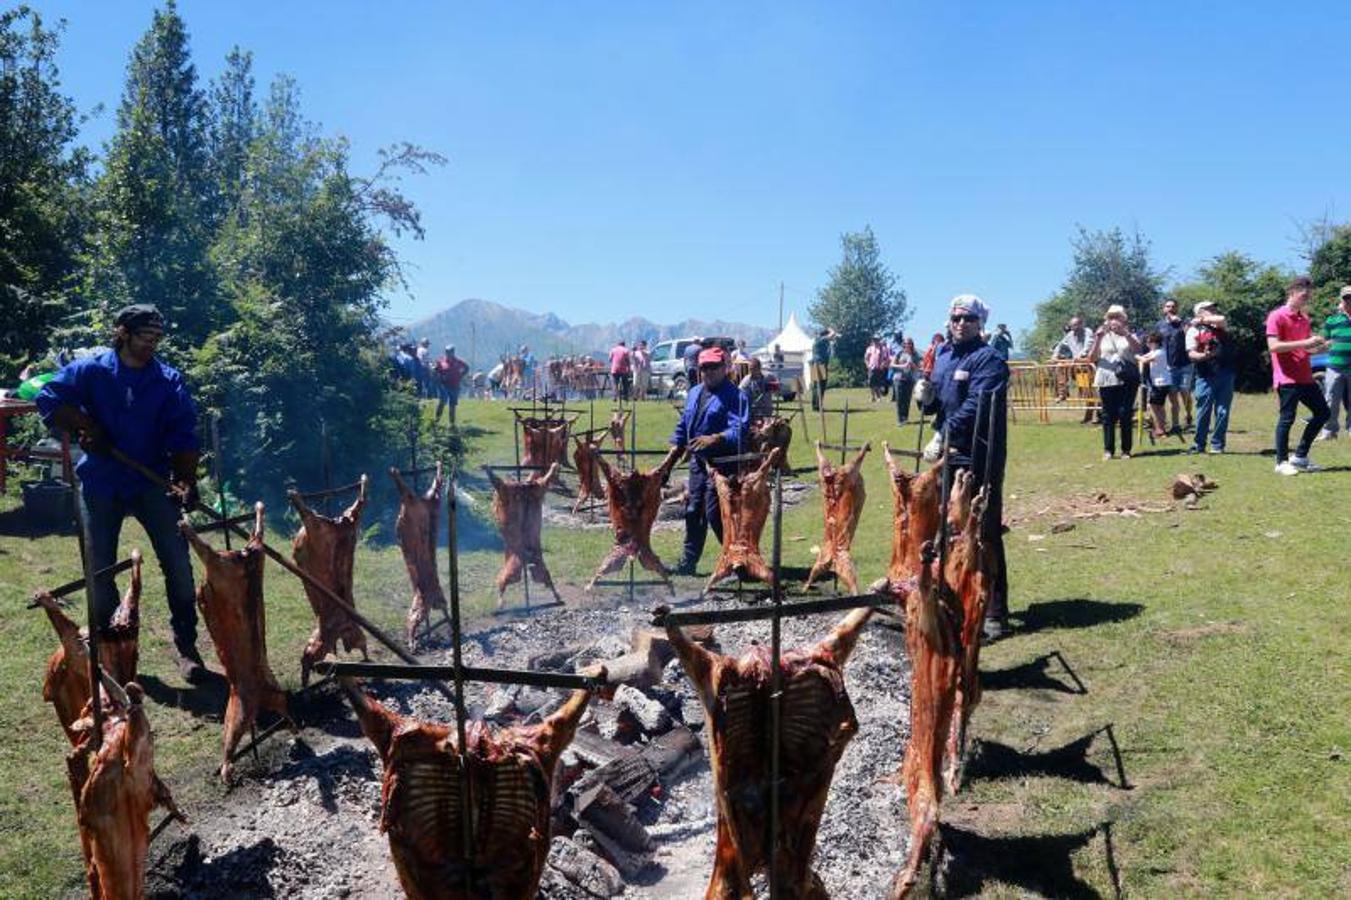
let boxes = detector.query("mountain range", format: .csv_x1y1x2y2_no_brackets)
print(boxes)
405,299,780,372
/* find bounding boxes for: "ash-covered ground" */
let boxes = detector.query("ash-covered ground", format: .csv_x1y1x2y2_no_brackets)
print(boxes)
141,595,912,899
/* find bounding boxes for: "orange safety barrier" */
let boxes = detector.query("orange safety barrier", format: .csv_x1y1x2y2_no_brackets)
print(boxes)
1007,361,1099,423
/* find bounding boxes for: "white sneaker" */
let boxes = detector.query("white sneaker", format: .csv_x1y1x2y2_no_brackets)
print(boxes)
1291,457,1322,472
1314,430,1335,441
1274,461,1301,476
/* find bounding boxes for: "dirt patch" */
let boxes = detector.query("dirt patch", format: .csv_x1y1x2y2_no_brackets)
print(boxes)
1007,490,1178,529
1159,620,1247,643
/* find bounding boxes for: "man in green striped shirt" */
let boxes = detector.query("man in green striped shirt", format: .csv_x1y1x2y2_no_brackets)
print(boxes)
1319,285,1351,440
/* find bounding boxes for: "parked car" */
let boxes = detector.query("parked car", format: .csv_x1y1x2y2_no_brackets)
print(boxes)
647,336,735,397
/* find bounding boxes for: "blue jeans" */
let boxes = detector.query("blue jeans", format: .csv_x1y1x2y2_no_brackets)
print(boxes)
679,459,723,570
1193,371,1234,452
81,485,198,651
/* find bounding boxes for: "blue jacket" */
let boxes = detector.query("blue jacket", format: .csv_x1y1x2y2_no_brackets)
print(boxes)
925,338,1008,473
670,379,748,468
35,350,200,498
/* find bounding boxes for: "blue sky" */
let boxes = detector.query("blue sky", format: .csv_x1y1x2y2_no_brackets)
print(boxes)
33,1,1351,338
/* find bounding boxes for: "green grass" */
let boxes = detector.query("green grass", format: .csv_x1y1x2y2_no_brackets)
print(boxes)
1,389,1347,897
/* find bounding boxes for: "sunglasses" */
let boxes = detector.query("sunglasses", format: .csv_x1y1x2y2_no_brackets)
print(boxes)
949,314,980,324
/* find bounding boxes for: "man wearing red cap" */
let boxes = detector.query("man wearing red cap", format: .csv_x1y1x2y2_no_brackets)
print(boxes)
669,346,748,575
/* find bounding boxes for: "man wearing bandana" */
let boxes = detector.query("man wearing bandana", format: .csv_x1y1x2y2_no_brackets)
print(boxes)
919,294,1011,641
36,304,207,681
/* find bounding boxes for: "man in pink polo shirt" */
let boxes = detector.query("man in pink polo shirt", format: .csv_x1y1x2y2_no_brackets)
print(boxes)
609,339,633,401
1266,276,1330,475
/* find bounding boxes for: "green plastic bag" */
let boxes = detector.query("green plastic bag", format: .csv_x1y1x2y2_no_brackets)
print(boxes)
15,372,55,401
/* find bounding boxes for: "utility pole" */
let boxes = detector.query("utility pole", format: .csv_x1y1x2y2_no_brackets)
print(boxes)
778,281,784,331
470,322,477,372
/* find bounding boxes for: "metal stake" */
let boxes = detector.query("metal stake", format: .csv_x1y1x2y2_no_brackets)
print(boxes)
211,413,230,551
69,471,103,748
840,397,850,465
768,466,785,899
446,467,477,894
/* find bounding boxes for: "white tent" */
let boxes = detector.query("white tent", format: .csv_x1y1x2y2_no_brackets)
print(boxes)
755,312,816,391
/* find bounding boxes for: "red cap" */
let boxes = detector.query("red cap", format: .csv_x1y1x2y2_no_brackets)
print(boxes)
697,347,727,366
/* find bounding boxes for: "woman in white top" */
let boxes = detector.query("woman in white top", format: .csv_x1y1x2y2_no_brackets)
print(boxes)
1088,305,1143,459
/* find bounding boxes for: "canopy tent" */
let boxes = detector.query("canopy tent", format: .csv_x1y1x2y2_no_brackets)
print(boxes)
755,312,814,356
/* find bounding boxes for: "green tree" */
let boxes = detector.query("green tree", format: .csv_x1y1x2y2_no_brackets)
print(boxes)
1309,224,1351,318
83,0,219,356
810,226,908,385
0,6,90,380
1171,251,1290,392
1024,226,1167,358
206,46,256,216
192,75,443,518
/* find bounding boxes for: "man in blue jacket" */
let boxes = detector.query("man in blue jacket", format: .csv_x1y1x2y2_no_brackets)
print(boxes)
36,304,206,681
669,346,748,575
921,294,1011,641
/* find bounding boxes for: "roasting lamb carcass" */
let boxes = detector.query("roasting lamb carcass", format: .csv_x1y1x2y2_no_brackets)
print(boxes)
891,533,970,899
942,473,992,796
704,448,783,593
585,444,684,593
803,441,871,594
289,476,370,685
608,409,631,456
488,462,562,607
35,551,143,743
339,677,595,899
521,417,573,470
876,445,943,595
181,504,292,781
571,431,607,514
65,680,185,900
660,603,873,898
749,416,793,473
391,464,448,649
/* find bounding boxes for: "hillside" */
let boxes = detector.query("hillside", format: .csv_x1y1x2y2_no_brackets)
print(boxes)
404,298,779,371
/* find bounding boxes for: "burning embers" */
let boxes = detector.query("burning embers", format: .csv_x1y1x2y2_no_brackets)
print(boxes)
182,503,293,781
339,678,594,899
659,603,873,898
289,476,371,684
391,464,448,649
584,444,684,594
705,447,783,592
488,463,563,607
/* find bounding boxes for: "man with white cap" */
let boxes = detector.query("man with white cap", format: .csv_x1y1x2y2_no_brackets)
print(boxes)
919,294,1011,641
1185,300,1236,454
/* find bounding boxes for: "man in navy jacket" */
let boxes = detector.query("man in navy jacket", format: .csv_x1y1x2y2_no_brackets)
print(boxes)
669,346,748,574
36,304,206,681
921,294,1011,641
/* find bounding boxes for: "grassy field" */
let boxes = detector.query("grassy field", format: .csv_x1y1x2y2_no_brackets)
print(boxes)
1,388,1347,897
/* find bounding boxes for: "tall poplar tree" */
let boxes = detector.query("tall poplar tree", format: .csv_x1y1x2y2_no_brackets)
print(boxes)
810,226,908,385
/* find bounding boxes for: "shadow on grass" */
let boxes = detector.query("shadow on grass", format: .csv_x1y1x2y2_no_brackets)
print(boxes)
966,730,1122,788
983,652,1086,694
938,822,1111,899
1012,598,1143,633
140,672,229,721
147,833,282,899
0,504,72,538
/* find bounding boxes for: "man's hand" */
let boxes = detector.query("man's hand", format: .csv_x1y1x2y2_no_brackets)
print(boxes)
689,435,721,451
77,421,111,456
168,479,200,512
914,378,934,407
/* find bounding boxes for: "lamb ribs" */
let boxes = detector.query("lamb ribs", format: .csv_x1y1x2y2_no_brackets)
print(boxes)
391,464,448,649
488,462,562,607
182,503,292,781
585,444,684,593
803,441,871,594
289,476,371,684
571,430,607,514
340,678,593,899
749,416,793,473
521,416,574,471
662,604,873,899
705,447,782,592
